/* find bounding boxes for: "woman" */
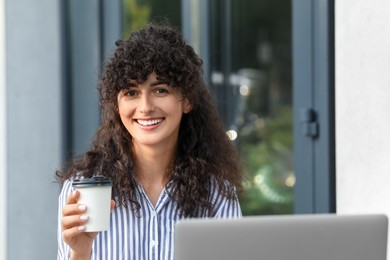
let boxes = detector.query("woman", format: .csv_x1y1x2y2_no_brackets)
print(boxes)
56,22,243,260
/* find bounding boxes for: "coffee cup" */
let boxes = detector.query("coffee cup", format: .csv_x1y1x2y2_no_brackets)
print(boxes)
72,176,112,232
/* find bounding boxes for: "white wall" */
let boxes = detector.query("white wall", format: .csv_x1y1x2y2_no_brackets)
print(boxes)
336,0,390,214
0,0,7,258
336,2,390,256
336,1,390,256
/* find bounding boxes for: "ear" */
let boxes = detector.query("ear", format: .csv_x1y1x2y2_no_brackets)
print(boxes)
183,98,193,114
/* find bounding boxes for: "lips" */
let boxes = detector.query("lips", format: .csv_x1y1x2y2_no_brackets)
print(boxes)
135,118,164,126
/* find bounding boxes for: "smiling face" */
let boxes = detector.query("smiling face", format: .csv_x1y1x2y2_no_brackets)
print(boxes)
117,73,192,151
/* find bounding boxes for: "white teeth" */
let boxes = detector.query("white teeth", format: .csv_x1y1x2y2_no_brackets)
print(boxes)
137,119,163,126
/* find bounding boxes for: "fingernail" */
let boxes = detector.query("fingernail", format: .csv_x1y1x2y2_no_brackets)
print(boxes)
78,225,86,231
72,190,77,197
78,205,86,211
80,215,89,221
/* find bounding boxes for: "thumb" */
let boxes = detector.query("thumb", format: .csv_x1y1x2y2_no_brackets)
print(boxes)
110,200,116,212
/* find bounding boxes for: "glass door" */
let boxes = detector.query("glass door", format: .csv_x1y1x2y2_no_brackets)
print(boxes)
208,0,293,215
122,0,181,39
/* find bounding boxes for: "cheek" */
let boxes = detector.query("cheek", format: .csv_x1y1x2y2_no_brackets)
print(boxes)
118,101,134,118
118,105,134,132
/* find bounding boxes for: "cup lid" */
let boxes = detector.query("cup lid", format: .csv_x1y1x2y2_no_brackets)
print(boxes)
72,176,112,187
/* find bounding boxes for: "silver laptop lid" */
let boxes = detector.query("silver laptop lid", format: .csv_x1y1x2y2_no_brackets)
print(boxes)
174,214,388,260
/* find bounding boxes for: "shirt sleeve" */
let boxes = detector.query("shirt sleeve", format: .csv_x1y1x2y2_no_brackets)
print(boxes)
57,180,74,260
209,180,242,218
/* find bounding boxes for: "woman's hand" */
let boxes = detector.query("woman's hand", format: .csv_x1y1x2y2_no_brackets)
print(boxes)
61,190,115,259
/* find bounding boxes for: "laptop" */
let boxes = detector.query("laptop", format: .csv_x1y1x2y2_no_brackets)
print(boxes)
174,214,388,260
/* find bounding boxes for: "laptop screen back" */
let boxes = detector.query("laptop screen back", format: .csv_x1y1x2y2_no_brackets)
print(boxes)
174,214,388,260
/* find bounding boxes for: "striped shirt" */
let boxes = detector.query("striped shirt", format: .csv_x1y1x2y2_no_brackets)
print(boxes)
57,179,242,260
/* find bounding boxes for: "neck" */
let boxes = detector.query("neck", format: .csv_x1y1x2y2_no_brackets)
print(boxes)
132,142,176,185
132,143,176,206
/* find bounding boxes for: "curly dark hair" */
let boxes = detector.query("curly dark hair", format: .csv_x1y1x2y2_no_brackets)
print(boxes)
56,22,243,217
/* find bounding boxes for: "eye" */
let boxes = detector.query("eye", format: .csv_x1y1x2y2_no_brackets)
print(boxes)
123,88,138,97
154,88,169,95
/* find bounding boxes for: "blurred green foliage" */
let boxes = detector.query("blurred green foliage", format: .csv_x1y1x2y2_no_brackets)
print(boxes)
122,0,181,39
239,107,294,215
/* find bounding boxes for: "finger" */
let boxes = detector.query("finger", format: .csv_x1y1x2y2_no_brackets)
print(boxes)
62,214,89,230
62,225,88,244
62,203,87,217
66,189,79,205
110,200,116,212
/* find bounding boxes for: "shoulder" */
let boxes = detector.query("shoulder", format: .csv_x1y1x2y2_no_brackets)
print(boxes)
60,179,73,195
208,177,237,198
208,177,242,218
57,179,74,211
57,173,85,204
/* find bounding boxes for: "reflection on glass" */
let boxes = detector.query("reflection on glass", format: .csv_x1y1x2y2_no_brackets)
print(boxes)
122,0,181,39
209,0,293,215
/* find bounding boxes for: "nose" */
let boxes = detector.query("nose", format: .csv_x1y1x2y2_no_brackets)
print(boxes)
138,93,155,114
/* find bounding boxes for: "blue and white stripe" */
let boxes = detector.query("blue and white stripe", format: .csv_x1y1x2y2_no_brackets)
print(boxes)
57,179,242,260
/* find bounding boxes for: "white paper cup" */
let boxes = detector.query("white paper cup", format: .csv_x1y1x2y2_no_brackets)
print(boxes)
72,176,112,232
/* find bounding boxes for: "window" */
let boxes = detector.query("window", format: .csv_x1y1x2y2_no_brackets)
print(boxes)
207,0,293,215
122,0,181,39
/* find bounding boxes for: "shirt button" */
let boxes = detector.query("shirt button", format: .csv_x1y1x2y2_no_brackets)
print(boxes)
151,240,158,247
